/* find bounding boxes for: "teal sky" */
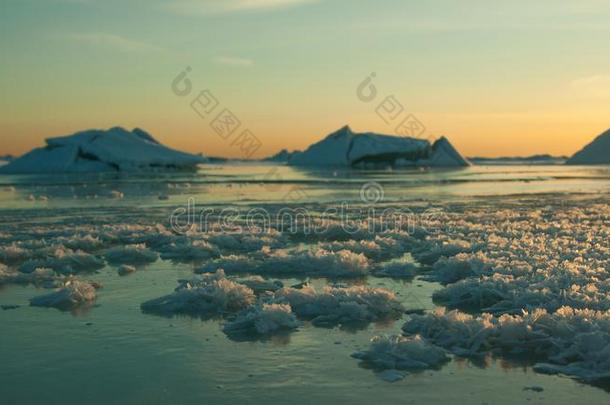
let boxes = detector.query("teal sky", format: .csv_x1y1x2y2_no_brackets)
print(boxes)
1,0,610,157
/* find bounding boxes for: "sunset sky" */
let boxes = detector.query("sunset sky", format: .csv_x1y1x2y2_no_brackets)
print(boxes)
1,0,610,158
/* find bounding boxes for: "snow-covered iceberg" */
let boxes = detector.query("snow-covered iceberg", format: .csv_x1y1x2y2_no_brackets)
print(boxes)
288,126,469,167
0,127,206,173
567,128,610,165
0,154,14,164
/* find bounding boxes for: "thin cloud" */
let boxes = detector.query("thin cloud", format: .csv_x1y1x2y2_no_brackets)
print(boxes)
67,33,163,52
571,74,610,98
164,0,320,15
215,56,254,67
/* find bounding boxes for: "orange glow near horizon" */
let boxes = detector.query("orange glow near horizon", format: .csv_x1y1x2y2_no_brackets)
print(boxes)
2,1,610,160
1,116,606,160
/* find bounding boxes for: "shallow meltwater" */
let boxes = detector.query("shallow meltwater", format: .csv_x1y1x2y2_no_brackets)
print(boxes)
1,164,610,404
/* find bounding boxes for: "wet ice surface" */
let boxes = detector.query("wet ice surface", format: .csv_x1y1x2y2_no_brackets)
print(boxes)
1,164,610,404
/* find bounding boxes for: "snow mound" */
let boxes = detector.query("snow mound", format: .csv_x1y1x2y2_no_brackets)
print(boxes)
372,261,418,279
140,270,256,318
352,335,449,371
158,239,219,262
105,244,159,265
412,239,472,266
198,248,370,278
234,276,284,295
207,232,285,252
402,307,610,382
117,264,136,276
30,279,98,310
320,237,404,261
273,284,404,327
0,243,31,265
289,126,469,167
60,234,104,252
0,127,206,173
141,269,401,328
0,266,60,287
423,253,490,284
402,309,495,356
567,128,610,165
223,303,299,337
18,248,105,275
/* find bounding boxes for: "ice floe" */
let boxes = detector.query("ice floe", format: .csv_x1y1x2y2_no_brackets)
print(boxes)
0,266,60,287
372,261,418,279
158,239,219,262
142,270,404,331
352,335,449,374
223,303,300,337
197,248,370,278
18,248,105,275
117,264,136,276
233,276,284,295
140,270,256,318
272,284,404,327
105,244,159,265
30,279,99,311
402,307,610,382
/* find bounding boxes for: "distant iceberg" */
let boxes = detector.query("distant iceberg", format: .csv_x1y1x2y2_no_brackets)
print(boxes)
468,154,566,165
0,127,206,174
288,126,469,167
262,149,296,163
567,128,610,165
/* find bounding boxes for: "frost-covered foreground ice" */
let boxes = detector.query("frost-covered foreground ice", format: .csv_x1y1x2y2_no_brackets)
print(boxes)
401,307,610,382
142,269,404,333
29,279,99,311
2,167,610,398
223,303,300,338
141,270,257,318
352,335,449,377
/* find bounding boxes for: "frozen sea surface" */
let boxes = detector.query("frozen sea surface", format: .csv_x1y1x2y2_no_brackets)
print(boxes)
1,163,610,404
